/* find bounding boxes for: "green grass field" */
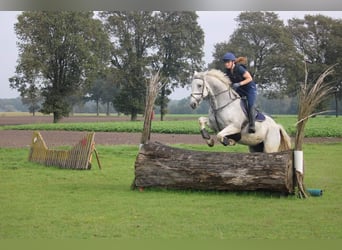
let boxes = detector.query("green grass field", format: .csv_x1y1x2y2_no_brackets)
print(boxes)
2,114,342,137
1,142,342,239
1,114,342,239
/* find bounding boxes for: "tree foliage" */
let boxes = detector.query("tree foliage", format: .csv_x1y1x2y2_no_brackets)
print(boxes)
211,12,342,101
20,83,42,116
154,12,204,120
10,11,111,123
101,11,204,121
211,12,299,97
100,11,156,121
10,11,340,120
288,14,342,84
86,76,106,116
287,14,342,111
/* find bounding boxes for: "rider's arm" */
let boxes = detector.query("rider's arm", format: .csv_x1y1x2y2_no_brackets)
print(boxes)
240,70,253,86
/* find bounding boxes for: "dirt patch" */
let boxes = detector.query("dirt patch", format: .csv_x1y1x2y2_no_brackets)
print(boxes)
1,130,342,148
0,115,132,126
1,115,341,148
0,130,206,148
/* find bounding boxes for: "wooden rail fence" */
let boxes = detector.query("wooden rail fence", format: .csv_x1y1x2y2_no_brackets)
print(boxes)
28,131,101,170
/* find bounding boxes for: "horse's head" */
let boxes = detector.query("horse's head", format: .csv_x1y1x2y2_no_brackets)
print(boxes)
190,71,209,109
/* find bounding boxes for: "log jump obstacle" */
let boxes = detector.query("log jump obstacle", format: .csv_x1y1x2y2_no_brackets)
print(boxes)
28,131,101,170
134,65,337,197
134,70,294,195
134,142,294,194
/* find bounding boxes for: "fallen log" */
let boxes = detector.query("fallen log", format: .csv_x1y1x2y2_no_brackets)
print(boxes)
134,142,294,194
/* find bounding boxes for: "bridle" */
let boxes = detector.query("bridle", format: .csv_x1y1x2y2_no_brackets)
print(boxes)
191,73,241,131
190,76,206,105
191,73,240,112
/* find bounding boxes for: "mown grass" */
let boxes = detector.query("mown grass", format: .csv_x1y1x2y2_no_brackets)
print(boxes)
1,115,342,137
1,143,342,239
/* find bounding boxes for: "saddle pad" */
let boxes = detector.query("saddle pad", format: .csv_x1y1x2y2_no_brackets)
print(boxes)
255,112,265,122
240,100,266,122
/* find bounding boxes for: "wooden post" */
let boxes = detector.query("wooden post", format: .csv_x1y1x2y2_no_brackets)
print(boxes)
140,71,162,145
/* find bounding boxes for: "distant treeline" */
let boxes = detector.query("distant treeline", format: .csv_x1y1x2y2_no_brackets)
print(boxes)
166,95,298,115
2,94,341,117
168,94,341,116
0,97,115,114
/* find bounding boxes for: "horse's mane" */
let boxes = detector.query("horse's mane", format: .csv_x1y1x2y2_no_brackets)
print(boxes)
206,69,231,87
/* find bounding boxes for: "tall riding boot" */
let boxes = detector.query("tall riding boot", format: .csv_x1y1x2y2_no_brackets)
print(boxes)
247,106,256,133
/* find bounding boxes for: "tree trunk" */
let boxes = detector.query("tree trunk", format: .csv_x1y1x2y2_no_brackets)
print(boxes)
96,100,99,117
160,85,166,121
53,112,59,123
106,102,110,116
131,112,138,121
134,142,294,194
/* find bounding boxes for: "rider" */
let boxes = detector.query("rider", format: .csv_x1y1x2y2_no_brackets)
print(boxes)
222,52,257,133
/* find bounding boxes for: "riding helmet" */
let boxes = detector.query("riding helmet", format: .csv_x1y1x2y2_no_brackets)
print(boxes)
222,52,236,62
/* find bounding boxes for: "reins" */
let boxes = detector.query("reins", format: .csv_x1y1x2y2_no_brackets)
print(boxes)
193,72,241,131
194,73,240,112
211,89,240,113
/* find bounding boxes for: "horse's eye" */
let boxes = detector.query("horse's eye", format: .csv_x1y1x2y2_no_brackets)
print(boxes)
197,84,202,88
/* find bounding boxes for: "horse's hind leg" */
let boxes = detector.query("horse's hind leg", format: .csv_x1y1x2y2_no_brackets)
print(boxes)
249,142,264,152
263,127,281,153
217,125,241,146
199,117,215,147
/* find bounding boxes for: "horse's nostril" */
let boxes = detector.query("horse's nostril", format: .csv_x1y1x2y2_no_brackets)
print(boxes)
190,102,196,109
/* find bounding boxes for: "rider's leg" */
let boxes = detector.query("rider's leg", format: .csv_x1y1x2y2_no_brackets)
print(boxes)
247,102,256,133
245,84,257,134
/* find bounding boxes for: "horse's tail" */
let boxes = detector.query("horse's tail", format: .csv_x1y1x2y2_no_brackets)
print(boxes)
278,124,292,151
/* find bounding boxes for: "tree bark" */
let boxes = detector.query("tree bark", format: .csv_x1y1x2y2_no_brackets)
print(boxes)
134,142,294,194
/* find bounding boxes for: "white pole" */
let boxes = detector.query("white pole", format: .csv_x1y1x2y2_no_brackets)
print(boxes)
294,150,304,174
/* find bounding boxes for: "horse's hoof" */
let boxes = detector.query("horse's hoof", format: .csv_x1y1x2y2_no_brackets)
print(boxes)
207,139,214,147
201,129,211,140
229,139,236,146
221,137,236,146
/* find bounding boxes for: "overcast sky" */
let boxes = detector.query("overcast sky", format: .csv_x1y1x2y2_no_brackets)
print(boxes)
0,11,341,100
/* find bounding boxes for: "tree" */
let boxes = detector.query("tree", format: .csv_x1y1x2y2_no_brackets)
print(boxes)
101,70,119,116
288,14,342,111
20,83,42,116
211,11,300,97
288,14,342,87
86,77,105,116
10,11,111,123
101,11,204,121
154,11,204,120
101,11,157,121
9,72,42,116
86,70,119,116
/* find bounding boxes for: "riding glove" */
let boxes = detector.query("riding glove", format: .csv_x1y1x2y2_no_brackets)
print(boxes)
232,82,241,90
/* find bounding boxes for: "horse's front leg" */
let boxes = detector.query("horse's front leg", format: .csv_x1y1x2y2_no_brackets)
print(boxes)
198,116,215,147
217,125,241,146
